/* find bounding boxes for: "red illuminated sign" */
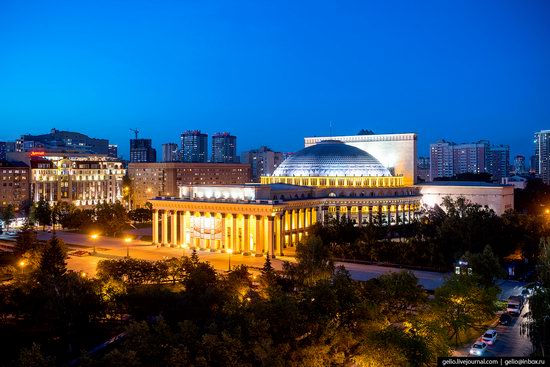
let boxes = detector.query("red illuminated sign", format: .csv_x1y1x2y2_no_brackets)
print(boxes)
29,151,45,157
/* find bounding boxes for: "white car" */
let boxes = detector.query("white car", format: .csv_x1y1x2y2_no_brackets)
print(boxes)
469,341,488,356
481,329,497,345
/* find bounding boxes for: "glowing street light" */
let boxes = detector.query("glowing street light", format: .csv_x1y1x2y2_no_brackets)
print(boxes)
90,233,99,254
227,248,233,271
18,260,26,275
125,237,132,257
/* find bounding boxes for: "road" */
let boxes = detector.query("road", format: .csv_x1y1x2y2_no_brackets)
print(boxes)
25,231,449,289
453,297,533,357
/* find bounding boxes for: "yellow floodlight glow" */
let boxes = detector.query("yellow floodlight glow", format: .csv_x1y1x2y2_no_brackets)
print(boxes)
124,237,132,243
227,248,234,254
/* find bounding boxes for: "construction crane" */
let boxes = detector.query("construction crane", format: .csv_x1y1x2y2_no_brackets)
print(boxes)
130,128,139,139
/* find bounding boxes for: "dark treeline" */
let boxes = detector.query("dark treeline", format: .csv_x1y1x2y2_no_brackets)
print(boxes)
315,196,547,271
2,229,550,366
30,200,151,236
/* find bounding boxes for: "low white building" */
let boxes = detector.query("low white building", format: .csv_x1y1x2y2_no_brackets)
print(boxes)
501,175,528,190
417,182,514,215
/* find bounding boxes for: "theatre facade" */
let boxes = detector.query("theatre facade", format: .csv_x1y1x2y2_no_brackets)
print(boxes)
150,140,422,257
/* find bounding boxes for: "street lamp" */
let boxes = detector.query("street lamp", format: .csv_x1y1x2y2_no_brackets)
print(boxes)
125,237,132,257
227,248,233,271
90,233,98,254
18,260,26,275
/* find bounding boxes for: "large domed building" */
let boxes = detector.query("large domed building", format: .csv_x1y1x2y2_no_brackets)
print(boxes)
271,140,391,177
150,137,422,257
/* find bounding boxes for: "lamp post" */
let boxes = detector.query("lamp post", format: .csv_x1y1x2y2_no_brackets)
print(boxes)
125,237,132,257
90,233,98,254
181,243,188,257
227,248,233,271
18,260,26,275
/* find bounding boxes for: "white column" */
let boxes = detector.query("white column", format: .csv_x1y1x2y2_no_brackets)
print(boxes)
178,211,184,246
171,211,178,247
210,213,217,252
161,210,168,245
243,214,250,254
152,209,159,244
255,216,263,256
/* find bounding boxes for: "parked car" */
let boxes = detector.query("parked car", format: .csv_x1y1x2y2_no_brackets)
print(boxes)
481,329,497,345
6,231,17,236
507,295,525,316
469,341,488,356
499,313,512,325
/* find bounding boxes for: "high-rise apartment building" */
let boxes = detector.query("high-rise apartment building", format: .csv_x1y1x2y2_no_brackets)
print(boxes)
488,145,510,182
417,156,430,182
130,139,157,163
535,130,550,184
181,130,208,163
452,141,488,175
211,132,237,163
513,155,526,174
430,139,509,181
430,140,454,179
241,146,284,182
108,144,118,158
162,143,179,162
0,142,6,161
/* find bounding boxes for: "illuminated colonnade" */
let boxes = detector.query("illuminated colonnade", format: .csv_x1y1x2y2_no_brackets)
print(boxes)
151,199,420,257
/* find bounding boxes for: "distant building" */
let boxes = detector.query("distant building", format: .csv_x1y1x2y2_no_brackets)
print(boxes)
502,175,528,190
241,146,284,182
488,145,510,182
108,144,118,158
430,140,455,179
0,142,6,161
534,130,550,184
128,162,251,208
0,160,30,213
211,132,237,163
30,157,125,208
130,139,157,163
162,143,179,162
417,156,430,182
5,151,125,209
530,155,537,174
513,155,526,174
452,141,488,175
20,128,110,155
430,139,509,182
181,130,208,163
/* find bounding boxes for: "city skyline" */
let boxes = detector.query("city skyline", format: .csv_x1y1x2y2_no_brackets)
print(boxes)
1,1,549,159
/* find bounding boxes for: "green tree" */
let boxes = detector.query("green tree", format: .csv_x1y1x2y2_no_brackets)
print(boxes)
464,245,505,288
14,223,39,256
36,235,67,282
95,202,128,236
1,204,16,231
373,270,427,322
33,199,52,231
434,274,499,344
17,343,55,367
523,237,550,356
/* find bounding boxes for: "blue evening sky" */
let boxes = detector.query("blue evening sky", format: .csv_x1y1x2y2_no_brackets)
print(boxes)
1,0,549,159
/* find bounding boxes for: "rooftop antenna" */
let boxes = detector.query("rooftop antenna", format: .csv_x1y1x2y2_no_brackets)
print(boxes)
130,128,139,139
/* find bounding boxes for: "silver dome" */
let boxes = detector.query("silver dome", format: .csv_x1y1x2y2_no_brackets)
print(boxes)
272,140,391,177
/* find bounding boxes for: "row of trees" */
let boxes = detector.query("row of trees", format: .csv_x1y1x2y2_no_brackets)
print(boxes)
29,200,151,236
316,196,547,270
